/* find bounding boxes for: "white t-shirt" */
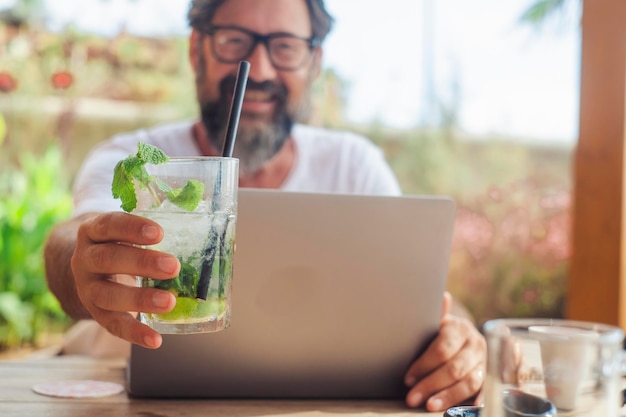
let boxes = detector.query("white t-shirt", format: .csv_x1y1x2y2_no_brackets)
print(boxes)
72,120,401,217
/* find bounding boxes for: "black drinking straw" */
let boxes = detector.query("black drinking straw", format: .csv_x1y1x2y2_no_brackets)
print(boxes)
197,61,250,300
222,61,250,158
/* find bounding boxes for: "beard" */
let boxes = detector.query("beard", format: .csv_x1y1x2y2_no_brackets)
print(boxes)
198,74,311,175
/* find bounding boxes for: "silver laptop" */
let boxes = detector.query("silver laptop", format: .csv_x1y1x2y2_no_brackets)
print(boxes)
127,189,456,399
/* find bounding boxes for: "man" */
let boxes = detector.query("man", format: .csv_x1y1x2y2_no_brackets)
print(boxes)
44,0,486,411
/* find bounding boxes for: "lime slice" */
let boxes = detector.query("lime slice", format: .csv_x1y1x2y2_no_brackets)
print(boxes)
157,297,198,321
194,298,227,318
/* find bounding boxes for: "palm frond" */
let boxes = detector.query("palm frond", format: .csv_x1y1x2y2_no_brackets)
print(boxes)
519,0,567,25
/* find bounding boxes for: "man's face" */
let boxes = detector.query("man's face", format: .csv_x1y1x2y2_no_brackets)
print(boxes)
192,0,321,174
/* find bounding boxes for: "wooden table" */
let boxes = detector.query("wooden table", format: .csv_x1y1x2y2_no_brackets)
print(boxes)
0,355,439,417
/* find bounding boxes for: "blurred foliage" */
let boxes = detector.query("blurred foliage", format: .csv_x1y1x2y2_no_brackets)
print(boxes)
519,0,580,33
520,0,567,24
448,179,569,323
0,0,45,28
0,136,73,349
0,109,5,142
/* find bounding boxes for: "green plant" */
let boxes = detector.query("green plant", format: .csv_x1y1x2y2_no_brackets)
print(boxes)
0,144,73,349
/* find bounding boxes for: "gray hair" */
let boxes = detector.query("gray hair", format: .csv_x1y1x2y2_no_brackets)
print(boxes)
187,0,334,42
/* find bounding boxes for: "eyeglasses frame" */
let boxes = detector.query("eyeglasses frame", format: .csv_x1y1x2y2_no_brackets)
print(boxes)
199,24,321,71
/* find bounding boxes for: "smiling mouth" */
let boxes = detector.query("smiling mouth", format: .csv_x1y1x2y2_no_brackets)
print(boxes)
244,90,276,102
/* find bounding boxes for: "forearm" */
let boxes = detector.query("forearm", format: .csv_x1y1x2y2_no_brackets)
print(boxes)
44,214,95,320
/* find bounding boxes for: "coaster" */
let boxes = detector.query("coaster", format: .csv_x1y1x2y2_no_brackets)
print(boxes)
32,379,125,398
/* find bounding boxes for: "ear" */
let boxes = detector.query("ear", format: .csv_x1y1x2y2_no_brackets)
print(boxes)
189,29,202,72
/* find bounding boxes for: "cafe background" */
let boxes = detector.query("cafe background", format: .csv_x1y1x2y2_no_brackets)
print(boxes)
0,0,577,355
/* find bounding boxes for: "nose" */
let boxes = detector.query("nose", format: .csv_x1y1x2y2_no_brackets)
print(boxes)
246,42,278,81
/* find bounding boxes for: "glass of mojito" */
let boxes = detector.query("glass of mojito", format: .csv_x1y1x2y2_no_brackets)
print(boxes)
132,156,238,334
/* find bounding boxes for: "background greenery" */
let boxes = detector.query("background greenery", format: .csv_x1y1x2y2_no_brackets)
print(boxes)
0,125,73,348
0,0,573,352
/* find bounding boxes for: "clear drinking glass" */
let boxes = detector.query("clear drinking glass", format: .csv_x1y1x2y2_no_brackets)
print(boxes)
482,318,624,417
133,157,239,334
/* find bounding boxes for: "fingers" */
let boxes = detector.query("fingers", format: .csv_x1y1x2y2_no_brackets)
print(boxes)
405,291,464,386
92,309,164,349
406,342,485,410
84,211,163,245
80,242,179,279
405,316,471,382
441,291,452,319
70,212,180,348
73,212,180,284
404,315,487,411
83,279,175,349
90,280,176,315
420,365,484,411
500,337,524,384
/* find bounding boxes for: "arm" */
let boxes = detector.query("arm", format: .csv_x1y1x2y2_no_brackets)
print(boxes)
44,214,96,320
43,211,180,349
403,292,486,412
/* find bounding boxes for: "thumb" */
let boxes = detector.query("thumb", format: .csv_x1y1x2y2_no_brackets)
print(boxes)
441,291,452,319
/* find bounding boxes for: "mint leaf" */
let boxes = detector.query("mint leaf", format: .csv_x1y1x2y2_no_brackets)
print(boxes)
112,142,205,213
112,147,162,212
137,142,168,165
112,159,138,212
154,177,172,193
167,179,204,211
119,156,150,191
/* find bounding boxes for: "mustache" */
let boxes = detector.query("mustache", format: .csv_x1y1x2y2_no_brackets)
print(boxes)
219,75,288,102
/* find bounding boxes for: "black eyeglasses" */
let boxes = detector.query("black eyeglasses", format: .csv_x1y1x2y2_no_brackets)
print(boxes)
202,25,319,71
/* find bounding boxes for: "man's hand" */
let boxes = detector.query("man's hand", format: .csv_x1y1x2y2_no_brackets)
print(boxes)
403,292,486,411
71,212,180,349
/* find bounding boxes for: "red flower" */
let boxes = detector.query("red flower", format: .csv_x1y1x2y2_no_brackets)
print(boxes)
0,71,18,93
51,71,74,89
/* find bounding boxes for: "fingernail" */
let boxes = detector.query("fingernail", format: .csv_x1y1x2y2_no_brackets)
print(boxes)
144,333,162,349
428,397,443,411
153,292,172,309
409,392,423,407
142,225,159,239
157,256,178,274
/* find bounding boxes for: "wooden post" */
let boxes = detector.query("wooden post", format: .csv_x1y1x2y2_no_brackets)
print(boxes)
567,0,626,326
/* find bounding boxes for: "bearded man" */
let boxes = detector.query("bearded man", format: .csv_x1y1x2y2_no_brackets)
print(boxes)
44,0,486,411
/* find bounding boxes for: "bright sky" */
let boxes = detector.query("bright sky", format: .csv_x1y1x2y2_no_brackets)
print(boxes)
1,0,581,143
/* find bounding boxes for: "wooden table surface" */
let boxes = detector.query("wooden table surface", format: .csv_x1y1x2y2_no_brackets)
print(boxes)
0,355,440,417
